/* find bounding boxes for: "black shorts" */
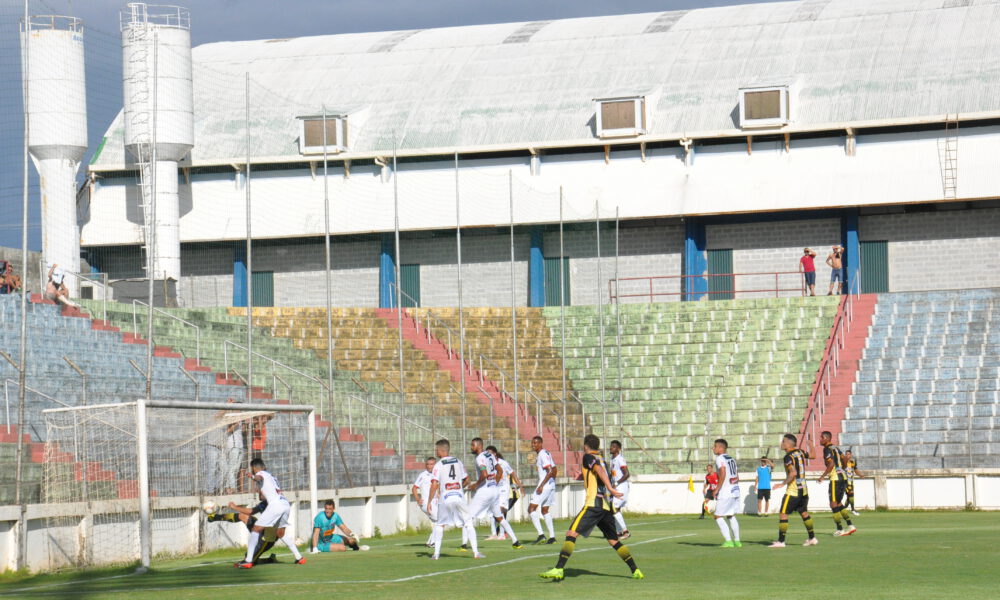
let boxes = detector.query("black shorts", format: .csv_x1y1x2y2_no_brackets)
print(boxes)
780,493,809,515
829,480,847,505
569,506,618,539
757,489,771,500
704,491,715,500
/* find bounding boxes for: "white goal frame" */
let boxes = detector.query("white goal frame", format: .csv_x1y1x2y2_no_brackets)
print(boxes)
42,398,318,570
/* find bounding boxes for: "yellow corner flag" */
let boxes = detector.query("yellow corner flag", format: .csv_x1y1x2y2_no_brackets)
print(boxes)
688,475,695,493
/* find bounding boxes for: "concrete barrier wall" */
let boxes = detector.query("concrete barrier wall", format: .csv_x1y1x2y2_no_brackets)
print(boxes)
2,470,995,572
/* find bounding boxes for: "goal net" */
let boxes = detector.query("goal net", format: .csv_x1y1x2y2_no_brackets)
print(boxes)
41,399,317,570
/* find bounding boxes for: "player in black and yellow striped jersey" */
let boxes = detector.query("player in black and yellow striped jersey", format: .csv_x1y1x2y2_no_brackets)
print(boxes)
539,434,644,582
769,433,818,548
818,431,857,537
844,450,863,515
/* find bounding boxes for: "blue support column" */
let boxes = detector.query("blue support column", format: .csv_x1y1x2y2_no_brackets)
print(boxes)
841,208,860,295
232,246,247,307
379,233,397,308
528,226,545,307
683,218,707,301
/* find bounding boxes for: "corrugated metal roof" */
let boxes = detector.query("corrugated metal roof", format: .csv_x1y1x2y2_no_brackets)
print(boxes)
92,0,1000,169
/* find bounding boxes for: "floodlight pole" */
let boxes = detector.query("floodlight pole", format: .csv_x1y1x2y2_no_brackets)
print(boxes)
455,151,467,450
136,397,152,571
15,0,30,571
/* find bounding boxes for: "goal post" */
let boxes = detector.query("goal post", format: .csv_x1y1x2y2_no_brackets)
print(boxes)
41,399,318,571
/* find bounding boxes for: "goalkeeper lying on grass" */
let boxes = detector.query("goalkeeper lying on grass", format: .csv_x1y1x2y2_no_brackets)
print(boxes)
207,501,282,565
310,499,368,553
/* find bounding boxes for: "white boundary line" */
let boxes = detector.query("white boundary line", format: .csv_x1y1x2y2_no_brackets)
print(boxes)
4,532,696,596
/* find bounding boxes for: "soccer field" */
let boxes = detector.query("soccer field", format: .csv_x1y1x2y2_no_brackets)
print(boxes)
2,512,995,599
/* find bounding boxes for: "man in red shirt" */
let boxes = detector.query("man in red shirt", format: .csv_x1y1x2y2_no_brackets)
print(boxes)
799,248,817,296
700,464,719,519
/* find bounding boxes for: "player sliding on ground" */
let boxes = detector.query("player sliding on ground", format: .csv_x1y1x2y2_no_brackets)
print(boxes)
237,458,305,568
527,435,558,544
310,499,367,553
427,438,483,559
467,438,522,549
770,433,818,548
712,438,742,547
539,434,643,582
207,500,279,565
817,431,858,537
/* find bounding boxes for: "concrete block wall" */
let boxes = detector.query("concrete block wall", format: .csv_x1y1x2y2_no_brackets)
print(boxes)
547,222,683,305
707,218,842,297
860,207,1000,292
181,245,233,307
254,239,379,308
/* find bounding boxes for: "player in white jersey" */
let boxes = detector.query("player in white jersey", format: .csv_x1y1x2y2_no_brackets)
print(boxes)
609,440,631,539
711,439,742,548
486,446,523,540
237,458,305,568
427,438,483,559
465,439,522,548
412,457,436,547
527,436,558,544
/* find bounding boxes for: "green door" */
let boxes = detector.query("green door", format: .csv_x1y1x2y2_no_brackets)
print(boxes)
400,264,420,307
544,257,571,306
707,249,734,300
251,271,274,307
860,240,889,293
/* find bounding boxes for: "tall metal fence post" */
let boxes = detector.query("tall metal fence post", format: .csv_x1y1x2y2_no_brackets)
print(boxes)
455,151,467,451
509,171,520,471
595,201,607,439
392,137,406,485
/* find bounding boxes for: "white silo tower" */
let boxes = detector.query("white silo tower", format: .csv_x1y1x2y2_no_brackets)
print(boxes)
22,16,88,296
120,3,193,288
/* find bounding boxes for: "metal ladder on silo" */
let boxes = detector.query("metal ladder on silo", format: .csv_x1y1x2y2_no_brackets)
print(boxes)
941,115,959,200
126,13,154,277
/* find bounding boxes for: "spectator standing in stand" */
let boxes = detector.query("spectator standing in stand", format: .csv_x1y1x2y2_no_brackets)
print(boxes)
800,248,817,296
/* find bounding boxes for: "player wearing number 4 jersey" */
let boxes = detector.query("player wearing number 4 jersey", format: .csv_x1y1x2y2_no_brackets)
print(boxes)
237,458,305,568
539,434,643,582
818,431,857,537
712,439,742,547
427,439,483,560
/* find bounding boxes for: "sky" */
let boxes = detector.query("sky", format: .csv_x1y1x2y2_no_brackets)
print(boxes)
0,0,780,250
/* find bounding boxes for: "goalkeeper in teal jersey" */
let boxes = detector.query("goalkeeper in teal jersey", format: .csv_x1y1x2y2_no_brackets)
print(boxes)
310,500,365,553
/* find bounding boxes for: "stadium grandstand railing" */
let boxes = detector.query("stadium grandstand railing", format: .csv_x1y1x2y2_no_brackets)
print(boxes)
609,271,807,303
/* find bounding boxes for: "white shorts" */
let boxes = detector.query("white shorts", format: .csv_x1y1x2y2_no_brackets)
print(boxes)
469,486,501,520
436,495,472,527
496,487,511,513
714,496,740,517
530,484,556,508
254,497,290,528
613,483,630,511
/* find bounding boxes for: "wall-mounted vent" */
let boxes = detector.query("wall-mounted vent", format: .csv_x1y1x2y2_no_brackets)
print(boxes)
643,10,688,34
298,115,348,154
595,97,647,138
504,20,552,44
739,86,790,128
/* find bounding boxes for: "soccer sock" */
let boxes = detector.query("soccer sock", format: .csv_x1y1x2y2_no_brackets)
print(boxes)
614,512,627,533
778,518,789,542
461,526,468,546
210,512,238,523
848,495,855,510
728,516,740,541
543,512,555,539
701,501,707,517
832,509,844,530
499,518,518,543
279,532,303,560
465,523,479,555
803,515,816,539
840,508,853,526
715,517,732,541
611,541,638,573
530,510,543,535
244,531,261,563
555,536,575,569
431,525,444,558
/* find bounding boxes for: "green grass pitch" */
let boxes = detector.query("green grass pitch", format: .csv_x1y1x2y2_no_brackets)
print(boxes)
2,512,995,599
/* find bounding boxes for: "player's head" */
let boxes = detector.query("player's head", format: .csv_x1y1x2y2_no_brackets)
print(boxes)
713,438,728,455
485,445,499,458
706,463,715,473
760,456,769,465
844,450,853,459
583,434,600,452
471,437,484,454
820,431,833,446
424,457,436,472
250,457,265,474
324,499,336,517
609,440,622,456
434,439,450,458
531,436,544,452
781,433,797,451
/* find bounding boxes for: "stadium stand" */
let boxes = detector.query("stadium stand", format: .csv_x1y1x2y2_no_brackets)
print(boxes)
840,288,1000,469
545,296,841,473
